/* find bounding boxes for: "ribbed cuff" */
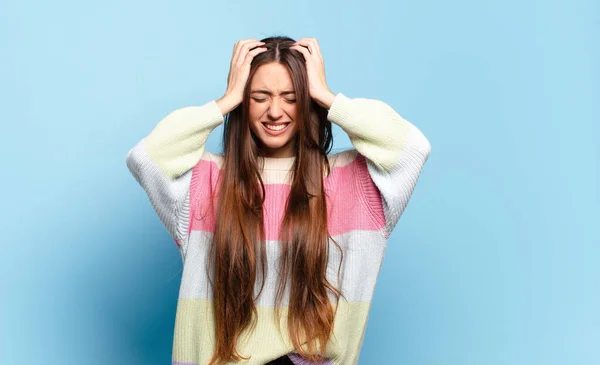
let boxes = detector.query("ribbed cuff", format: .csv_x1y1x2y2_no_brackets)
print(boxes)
326,92,352,130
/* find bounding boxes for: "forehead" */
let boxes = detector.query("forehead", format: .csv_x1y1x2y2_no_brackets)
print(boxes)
251,62,294,91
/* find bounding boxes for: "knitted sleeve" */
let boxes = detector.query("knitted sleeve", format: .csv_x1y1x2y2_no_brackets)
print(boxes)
326,92,431,238
125,101,224,245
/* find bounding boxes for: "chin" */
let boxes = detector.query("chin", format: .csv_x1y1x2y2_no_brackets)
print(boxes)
257,133,294,147
260,140,291,150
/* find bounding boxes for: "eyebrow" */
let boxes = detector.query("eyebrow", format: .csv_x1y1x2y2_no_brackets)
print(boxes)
250,90,296,96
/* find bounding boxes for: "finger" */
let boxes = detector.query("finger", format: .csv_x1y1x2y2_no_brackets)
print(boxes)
309,38,322,58
232,39,260,62
237,42,264,66
304,38,321,58
294,39,319,57
291,44,312,60
235,40,265,66
236,38,258,48
234,39,261,58
242,47,268,64
294,39,313,54
232,39,256,59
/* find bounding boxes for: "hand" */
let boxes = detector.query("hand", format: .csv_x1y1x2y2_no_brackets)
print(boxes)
291,38,336,110
216,39,267,115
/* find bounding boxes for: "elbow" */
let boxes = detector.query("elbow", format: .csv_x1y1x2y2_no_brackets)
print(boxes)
125,145,138,172
421,134,432,162
125,142,145,184
410,124,431,163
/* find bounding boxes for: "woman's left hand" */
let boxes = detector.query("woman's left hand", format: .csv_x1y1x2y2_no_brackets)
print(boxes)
291,38,336,110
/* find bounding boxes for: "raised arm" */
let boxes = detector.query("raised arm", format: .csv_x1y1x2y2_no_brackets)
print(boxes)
290,38,431,237
125,39,267,246
125,102,224,244
327,92,432,237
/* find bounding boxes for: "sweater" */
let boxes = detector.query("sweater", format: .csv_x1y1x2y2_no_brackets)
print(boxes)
125,92,431,365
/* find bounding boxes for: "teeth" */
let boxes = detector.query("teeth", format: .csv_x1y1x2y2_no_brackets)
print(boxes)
265,123,287,131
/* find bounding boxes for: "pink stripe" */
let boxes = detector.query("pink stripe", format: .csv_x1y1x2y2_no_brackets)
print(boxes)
263,184,291,240
324,156,385,235
187,155,385,238
188,158,221,236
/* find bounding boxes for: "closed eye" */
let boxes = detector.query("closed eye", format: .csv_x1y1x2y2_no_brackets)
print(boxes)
252,98,296,103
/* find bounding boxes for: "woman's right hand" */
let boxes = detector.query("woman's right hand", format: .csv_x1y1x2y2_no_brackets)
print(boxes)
216,39,267,115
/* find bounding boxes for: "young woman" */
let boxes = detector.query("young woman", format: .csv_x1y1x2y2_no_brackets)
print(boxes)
126,36,431,365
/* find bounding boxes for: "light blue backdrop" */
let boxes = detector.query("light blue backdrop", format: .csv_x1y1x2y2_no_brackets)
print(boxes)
1,0,598,364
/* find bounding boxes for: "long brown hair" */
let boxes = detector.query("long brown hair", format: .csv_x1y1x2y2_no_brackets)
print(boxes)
207,36,344,364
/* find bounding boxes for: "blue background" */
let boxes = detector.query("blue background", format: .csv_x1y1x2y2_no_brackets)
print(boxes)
1,0,598,364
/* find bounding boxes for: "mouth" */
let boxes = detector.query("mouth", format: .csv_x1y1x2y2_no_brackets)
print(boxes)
261,122,291,135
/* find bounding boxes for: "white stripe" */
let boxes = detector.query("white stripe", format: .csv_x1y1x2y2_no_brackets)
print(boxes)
196,150,360,185
126,138,192,242
366,124,431,236
178,229,387,304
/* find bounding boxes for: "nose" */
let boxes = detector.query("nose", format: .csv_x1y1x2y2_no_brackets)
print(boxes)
267,98,284,120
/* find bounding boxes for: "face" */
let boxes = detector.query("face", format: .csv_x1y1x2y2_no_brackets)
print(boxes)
248,62,298,158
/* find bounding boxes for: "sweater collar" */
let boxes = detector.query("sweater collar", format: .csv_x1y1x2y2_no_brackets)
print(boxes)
258,155,296,171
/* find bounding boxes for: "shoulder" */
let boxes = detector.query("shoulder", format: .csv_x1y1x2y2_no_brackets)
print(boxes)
327,149,360,169
324,148,366,181
199,151,225,170
204,150,362,173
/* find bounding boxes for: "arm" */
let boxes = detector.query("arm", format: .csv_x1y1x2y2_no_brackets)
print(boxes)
125,100,224,244
326,92,432,237
126,39,266,246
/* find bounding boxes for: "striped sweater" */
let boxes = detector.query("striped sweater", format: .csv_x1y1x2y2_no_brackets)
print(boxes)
125,92,431,365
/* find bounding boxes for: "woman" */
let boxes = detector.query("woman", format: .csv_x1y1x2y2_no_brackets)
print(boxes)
126,36,431,365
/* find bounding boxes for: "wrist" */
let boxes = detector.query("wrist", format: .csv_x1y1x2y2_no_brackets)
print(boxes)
216,94,241,116
315,90,336,110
